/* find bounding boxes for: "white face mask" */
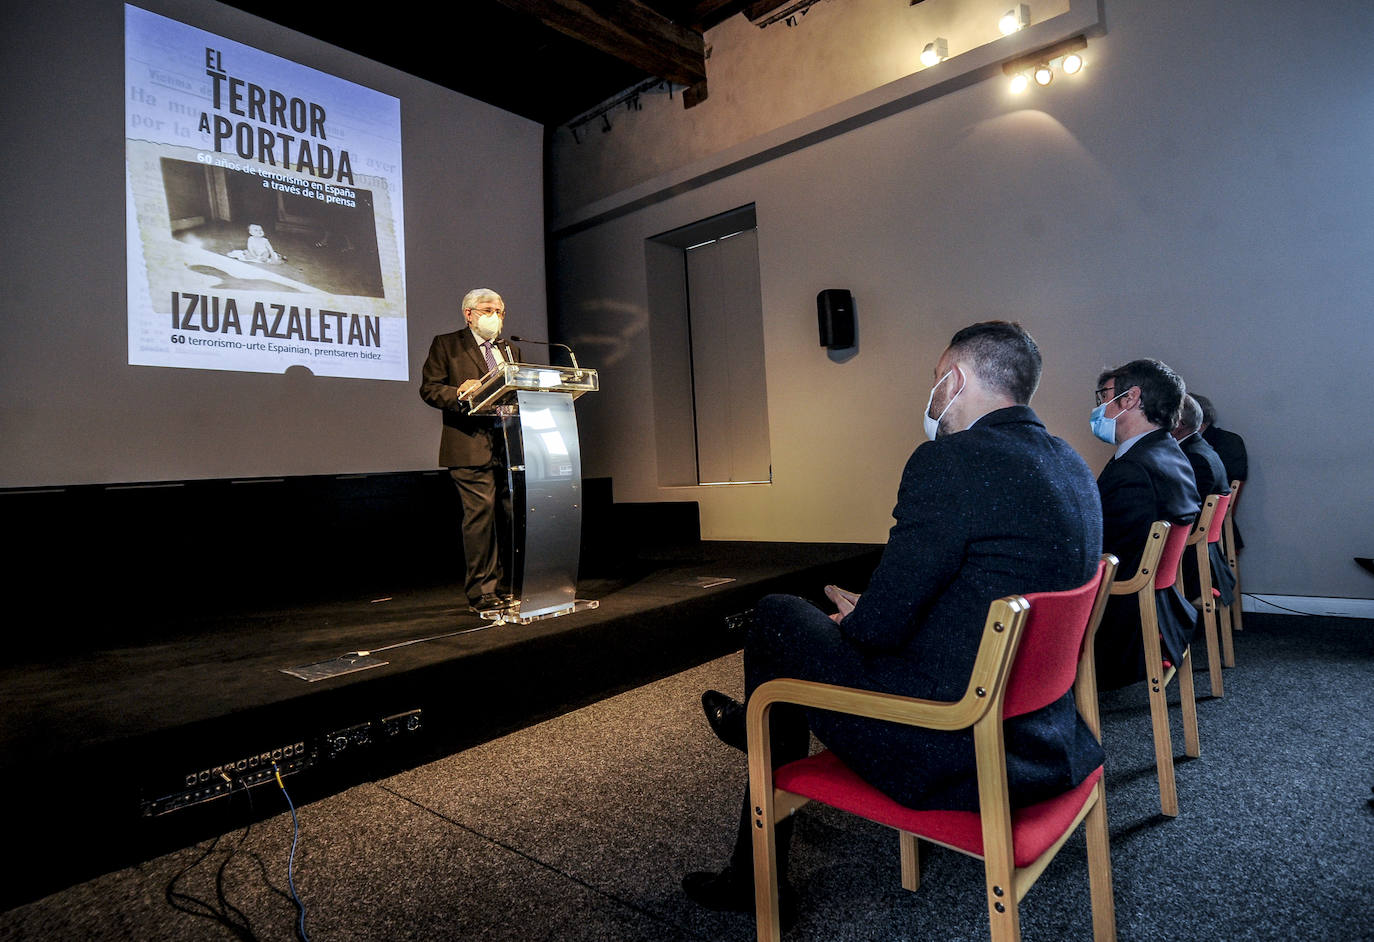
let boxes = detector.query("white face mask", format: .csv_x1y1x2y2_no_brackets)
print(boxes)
923,368,963,441
472,312,503,341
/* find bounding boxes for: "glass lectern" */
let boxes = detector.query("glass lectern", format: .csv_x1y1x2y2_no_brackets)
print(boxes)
460,361,599,624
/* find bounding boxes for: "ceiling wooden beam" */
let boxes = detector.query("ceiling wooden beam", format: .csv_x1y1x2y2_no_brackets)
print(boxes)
683,0,765,30
743,0,791,21
494,0,707,87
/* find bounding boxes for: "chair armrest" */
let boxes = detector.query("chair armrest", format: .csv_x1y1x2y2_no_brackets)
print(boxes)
748,677,984,735
745,595,1028,744
1109,520,1171,595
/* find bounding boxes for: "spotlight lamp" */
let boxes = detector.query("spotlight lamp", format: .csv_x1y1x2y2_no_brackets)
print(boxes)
999,4,1031,35
920,37,949,68
1001,34,1087,91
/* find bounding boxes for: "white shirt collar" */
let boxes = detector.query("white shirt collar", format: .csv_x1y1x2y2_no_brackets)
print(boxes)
1115,428,1152,459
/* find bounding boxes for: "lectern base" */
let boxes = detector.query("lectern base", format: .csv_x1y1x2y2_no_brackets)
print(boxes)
478,598,600,626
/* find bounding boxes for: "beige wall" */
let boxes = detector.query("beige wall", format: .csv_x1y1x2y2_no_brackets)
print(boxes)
551,0,1374,600
551,0,1070,215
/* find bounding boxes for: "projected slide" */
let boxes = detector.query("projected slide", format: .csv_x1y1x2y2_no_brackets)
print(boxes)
125,4,407,380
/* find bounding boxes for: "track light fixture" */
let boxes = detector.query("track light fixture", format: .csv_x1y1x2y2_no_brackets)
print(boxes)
1001,34,1087,92
999,4,1030,35
920,37,949,68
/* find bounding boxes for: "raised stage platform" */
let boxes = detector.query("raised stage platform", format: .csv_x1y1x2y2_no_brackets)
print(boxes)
0,536,881,909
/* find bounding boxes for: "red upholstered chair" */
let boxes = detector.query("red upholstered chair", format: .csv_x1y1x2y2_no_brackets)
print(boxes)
1108,520,1199,817
1182,495,1227,698
1219,480,1244,665
1204,493,1234,674
744,556,1119,942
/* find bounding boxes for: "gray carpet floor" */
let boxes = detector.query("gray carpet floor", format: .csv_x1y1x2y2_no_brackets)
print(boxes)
3,614,1371,941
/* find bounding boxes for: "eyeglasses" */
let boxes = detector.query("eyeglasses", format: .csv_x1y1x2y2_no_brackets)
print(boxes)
1094,386,1116,406
469,307,505,317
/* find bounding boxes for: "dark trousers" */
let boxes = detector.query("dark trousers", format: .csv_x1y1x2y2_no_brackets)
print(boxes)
724,594,873,877
449,459,512,603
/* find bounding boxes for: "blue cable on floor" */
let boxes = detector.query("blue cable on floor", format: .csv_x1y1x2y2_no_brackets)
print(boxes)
273,763,311,942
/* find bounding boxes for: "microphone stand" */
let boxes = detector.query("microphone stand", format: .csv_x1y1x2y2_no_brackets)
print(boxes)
509,336,583,379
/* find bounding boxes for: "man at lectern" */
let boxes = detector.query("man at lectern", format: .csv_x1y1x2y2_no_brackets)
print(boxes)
420,288,521,612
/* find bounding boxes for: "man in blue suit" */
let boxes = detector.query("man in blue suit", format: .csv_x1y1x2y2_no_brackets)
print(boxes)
1089,359,1201,690
684,322,1105,920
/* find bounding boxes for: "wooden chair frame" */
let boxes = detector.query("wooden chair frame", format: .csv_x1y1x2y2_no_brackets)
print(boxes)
1109,520,1199,817
1182,495,1225,698
1218,479,1243,665
745,557,1118,942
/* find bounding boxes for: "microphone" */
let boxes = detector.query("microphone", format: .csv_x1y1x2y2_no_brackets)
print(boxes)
509,336,582,379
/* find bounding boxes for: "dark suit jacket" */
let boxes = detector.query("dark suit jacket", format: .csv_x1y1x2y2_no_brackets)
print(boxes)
1202,423,1247,549
1181,434,1230,500
1095,428,1201,689
419,330,520,467
820,406,1105,810
1180,434,1236,604
1202,424,1248,484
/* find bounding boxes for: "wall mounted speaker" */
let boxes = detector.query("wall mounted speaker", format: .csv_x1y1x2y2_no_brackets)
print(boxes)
817,289,855,349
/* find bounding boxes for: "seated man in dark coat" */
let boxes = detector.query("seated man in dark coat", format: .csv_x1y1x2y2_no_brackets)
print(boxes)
1089,359,1202,691
1174,396,1229,501
1193,393,1248,550
1173,395,1236,606
683,321,1105,921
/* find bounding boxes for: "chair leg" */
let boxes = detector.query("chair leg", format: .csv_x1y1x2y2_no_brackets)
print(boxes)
1230,552,1244,635
899,831,921,891
749,727,784,942
1219,598,1236,668
984,854,1022,942
1192,543,1223,697
1146,666,1179,817
1142,610,1179,817
1084,788,1117,942
1178,647,1201,759
1201,595,1224,698
750,798,783,942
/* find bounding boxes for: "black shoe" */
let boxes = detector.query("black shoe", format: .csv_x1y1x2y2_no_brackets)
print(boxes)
702,690,746,752
682,867,797,929
470,593,503,613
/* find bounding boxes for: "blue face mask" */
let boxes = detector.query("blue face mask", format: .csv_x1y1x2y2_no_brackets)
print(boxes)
1089,390,1129,444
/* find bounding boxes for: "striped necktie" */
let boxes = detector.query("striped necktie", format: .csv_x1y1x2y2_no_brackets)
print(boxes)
481,340,497,373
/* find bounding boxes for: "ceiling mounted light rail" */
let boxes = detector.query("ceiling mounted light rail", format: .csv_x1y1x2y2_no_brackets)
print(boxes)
1002,33,1087,92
